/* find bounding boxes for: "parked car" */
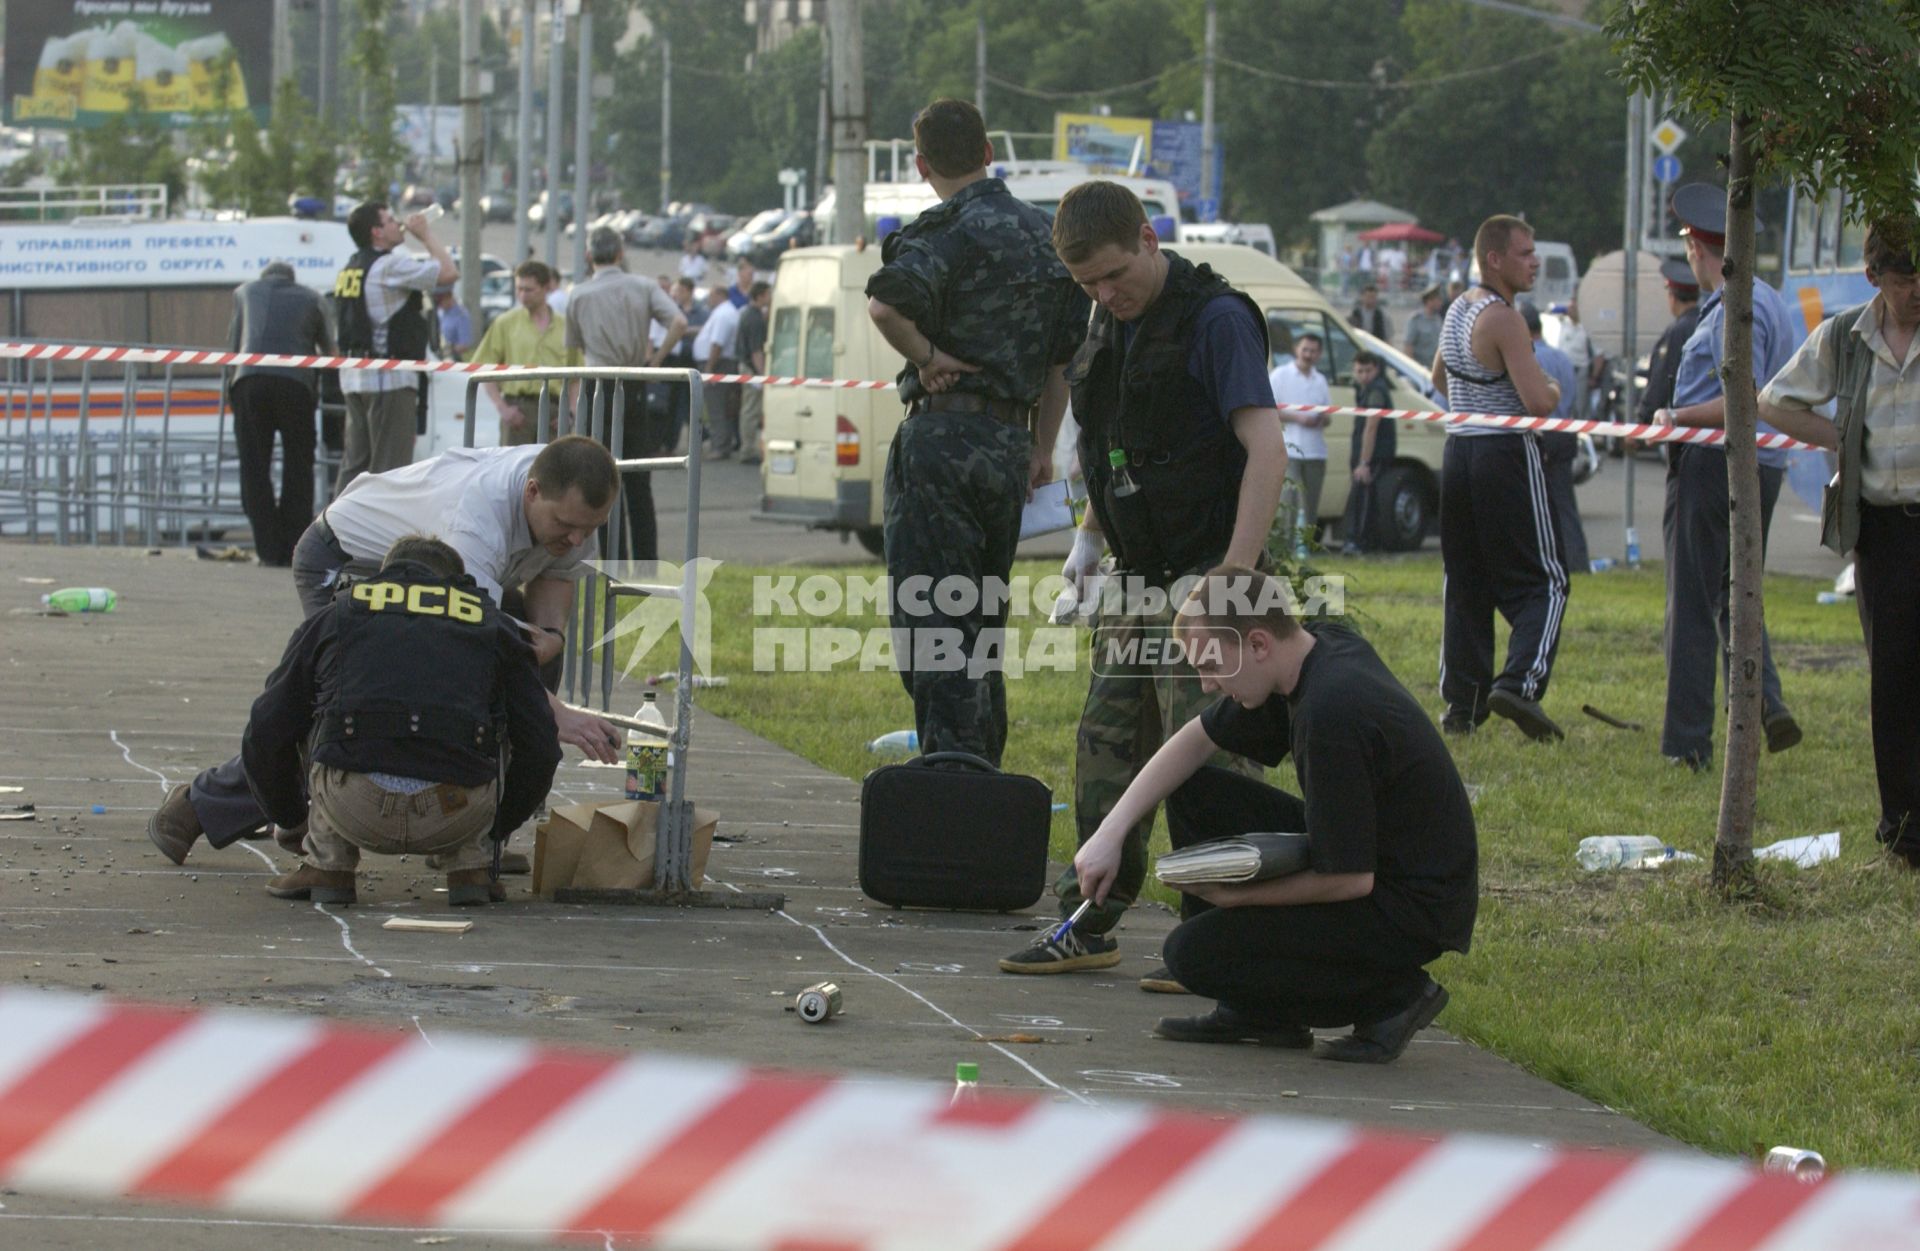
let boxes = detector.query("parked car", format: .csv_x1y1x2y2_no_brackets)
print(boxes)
400,183,438,210
629,213,684,250
745,210,816,269
755,241,1448,556
526,189,574,229
725,209,788,259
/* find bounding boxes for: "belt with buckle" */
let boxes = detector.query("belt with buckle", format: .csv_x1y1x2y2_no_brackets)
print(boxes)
908,393,1029,425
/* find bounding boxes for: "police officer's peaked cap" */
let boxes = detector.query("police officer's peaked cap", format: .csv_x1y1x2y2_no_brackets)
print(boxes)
1660,258,1700,291
1671,183,1728,245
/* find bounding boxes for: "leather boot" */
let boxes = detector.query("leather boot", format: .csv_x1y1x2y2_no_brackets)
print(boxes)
266,863,357,905
146,784,203,865
447,868,495,907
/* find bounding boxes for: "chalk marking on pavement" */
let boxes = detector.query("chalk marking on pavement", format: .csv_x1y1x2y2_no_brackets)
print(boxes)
411,1015,437,1049
108,731,172,790
314,902,392,978
719,880,1094,1107
107,729,277,874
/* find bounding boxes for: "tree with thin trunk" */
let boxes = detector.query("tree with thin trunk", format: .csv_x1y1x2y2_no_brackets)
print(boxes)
1610,0,1920,893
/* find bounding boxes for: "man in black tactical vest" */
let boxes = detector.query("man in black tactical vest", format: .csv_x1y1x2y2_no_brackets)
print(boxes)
999,182,1288,984
243,536,562,906
332,202,456,494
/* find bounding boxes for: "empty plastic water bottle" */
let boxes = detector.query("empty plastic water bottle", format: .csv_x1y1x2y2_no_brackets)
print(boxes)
1576,835,1672,871
1293,504,1311,561
866,729,918,755
950,1061,980,1107
417,203,446,224
1815,591,1848,606
1625,526,1642,568
42,587,116,613
1589,557,1615,573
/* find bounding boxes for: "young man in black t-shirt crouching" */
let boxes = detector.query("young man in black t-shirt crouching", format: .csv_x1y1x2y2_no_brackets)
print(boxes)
1071,565,1478,1063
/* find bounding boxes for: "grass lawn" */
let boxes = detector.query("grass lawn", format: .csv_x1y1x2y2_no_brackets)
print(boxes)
611,552,1918,1170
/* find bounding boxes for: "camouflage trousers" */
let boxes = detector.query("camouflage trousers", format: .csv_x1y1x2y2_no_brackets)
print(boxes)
1057,574,1264,934
882,411,1033,767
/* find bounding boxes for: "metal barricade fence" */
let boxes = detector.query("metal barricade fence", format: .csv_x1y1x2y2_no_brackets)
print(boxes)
0,344,298,547
462,365,732,900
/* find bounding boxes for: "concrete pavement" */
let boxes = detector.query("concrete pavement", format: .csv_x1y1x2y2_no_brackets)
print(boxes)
0,533,1686,1247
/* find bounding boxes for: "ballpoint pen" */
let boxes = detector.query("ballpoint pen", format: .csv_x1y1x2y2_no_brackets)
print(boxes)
1049,899,1093,946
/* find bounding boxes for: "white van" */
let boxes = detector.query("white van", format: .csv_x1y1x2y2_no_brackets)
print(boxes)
1532,240,1581,309
814,138,1182,245
754,242,1448,554
1178,222,1278,258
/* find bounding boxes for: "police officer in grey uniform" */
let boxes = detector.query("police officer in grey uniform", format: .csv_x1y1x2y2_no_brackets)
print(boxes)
1648,184,1802,770
865,98,1088,766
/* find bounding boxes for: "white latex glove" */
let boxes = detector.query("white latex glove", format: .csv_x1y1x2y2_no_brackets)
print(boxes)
1062,528,1104,597
1051,528,1105,624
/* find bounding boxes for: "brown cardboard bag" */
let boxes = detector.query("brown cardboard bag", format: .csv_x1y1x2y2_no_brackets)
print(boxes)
531,799,717,895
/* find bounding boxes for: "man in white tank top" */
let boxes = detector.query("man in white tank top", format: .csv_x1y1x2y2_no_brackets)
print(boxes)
1430,215,1568,742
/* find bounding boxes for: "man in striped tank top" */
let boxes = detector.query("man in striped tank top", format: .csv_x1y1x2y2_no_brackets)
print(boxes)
1430,215,1569,741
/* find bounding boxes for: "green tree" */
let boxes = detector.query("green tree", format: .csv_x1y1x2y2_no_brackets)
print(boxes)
56,89,187,209
1611,0,1920,890
349,0,408,199
194,79,338,216
1182,0,1409,247
1367,0,1624,263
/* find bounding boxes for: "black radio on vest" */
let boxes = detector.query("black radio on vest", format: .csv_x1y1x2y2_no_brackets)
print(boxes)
333,246,430,360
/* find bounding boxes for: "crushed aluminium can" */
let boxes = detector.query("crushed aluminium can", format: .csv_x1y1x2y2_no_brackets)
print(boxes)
795,981,842,1024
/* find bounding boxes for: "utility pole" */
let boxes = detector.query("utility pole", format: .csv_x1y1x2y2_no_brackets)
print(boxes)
572,0,593,280
1199,0,1216,222
813,25,829,208
318,0,337,126
271,0,292,91
514,0,535,266
660,36,672,214
460,0,484,351
974,9,986,118
827,0,866,246
429,41,440,185
544,0,565,269
1620,90,1645,566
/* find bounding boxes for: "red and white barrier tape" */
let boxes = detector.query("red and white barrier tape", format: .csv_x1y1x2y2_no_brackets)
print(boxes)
3,989,1915,1249
0,338,1814,450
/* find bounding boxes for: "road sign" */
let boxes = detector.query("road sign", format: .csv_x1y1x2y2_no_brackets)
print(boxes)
1193,196,1219,223
1653,153,1682,184
1650,118,1687,154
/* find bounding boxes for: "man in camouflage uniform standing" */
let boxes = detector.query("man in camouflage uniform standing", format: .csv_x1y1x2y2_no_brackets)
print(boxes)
1000,182,1287,986
866,98,1086,765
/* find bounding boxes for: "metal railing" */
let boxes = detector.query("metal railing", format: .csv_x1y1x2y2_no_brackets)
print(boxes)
0,349,263,546
460,365,754,903
0,183,169,222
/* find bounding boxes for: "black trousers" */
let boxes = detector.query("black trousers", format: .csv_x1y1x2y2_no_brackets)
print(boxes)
1540,432,1590,572
1856,503,1920,854
232,376,316,566
1660,445,1788,763
881,411,1030,766
1161,767,1444,1029
1439,433,1569,718
582,379,665,564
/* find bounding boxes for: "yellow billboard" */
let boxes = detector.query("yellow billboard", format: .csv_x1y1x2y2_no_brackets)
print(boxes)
1053,113,1155,173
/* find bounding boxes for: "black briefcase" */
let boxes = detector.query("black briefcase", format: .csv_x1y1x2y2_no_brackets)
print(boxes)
858,752,1052,911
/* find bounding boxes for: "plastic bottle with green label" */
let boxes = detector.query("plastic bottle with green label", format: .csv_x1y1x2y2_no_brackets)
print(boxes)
42,587,116,613
624,691,670,801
